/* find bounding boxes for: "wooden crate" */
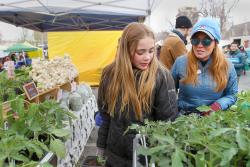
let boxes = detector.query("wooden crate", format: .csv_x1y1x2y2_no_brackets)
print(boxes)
59,82,72,92
1,93,27,119
27,87,59,103
58,76,79,92
38,87,59,102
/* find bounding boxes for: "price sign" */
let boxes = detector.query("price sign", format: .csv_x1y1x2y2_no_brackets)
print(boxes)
23,82,39,100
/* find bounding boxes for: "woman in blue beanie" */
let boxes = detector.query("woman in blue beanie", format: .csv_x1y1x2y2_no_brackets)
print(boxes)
171,17,238,115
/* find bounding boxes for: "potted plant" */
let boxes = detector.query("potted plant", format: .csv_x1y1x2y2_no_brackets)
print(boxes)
0,96,76,166
130,91,250,167
82,156,106,167
0,67,31,103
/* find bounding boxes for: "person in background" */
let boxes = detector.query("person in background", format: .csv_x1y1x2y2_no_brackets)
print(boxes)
3,56,11,69
238,45,248,75
171,17,238,116
156,43,161,59
159,15,192,70
10,53,16,62
24,53,32,66
243,40,249,49
227,42,246,81
222,44,230,54
15,55,25,69
96,22,178,167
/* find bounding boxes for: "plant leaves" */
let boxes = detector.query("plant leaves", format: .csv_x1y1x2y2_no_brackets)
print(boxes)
50,139,66,158
25,141,44,159
29,120,42,132
238,101,250,111
40,162,54,167
209,128,233,138
220,147,238,166
194,151,206,167
146,145,167,155
0,159,4,167
246,160,250,167
0,152,7,161
0,103,3,128
158,158,171,167
10,152,29,162
236,129,248,151
33,140,49,152
137,146,148,156
50,128,70,137
196,105,211,112
171,149,183,167
153,134,175,145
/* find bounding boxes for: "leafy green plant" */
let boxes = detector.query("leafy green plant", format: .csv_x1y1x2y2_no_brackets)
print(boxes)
130,91,250,167
0,96,76,166
82,156,106,167
97,156,106,166
0,67,31,103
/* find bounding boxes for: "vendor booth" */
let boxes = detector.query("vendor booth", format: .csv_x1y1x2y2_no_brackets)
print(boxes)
0,1,155,166
4,41,43,58
48,30,122,86
0,0,152,85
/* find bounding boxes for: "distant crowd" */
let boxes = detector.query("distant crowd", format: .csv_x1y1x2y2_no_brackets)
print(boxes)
0,52,32,72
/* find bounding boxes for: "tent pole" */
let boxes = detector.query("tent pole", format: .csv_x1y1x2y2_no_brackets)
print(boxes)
42,32,44,59
147,0,151,25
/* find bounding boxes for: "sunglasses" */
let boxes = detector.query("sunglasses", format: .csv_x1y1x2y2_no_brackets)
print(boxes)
191,38,213,47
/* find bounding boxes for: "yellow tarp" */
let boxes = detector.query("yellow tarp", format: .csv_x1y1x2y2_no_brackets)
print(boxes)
28,48,43,58
48,31,122,86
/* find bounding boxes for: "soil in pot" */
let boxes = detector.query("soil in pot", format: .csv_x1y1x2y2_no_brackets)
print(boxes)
82,156,105,167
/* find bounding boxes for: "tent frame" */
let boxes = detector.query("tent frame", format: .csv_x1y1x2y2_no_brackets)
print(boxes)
0,0,154,32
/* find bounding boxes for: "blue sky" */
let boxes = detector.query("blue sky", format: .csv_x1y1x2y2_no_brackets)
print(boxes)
0,0,249,41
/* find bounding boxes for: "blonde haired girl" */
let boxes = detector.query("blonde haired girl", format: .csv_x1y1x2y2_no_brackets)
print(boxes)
96,22,178,167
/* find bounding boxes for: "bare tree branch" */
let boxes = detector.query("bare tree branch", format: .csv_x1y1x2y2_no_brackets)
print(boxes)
198,0,239,38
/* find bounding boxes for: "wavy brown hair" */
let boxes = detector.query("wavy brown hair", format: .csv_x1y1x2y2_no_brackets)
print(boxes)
99,22,159,120
181,44,229,92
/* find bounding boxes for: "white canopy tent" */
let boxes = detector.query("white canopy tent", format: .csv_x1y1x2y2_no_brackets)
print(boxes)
0,0,159,31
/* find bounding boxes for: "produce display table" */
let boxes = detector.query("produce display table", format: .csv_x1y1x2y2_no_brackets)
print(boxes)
57,95,97,167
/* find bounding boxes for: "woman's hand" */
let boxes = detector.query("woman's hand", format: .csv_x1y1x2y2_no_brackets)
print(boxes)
202,102,221,116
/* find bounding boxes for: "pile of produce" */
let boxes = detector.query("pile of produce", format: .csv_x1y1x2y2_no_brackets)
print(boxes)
29,55,78,92
131,91,250,167
59,83,93,112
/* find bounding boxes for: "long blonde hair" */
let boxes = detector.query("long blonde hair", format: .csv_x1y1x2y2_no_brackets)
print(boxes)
99,22,159,120
181,44,229,92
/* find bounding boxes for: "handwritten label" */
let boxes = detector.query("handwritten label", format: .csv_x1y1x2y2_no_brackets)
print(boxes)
23,82,39,100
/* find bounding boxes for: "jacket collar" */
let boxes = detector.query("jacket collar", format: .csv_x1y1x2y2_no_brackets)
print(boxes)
172,29,187,45
229,49,240,55
198,56,212,70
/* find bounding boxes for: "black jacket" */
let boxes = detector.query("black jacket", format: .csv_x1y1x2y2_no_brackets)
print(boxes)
96,67,178,167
